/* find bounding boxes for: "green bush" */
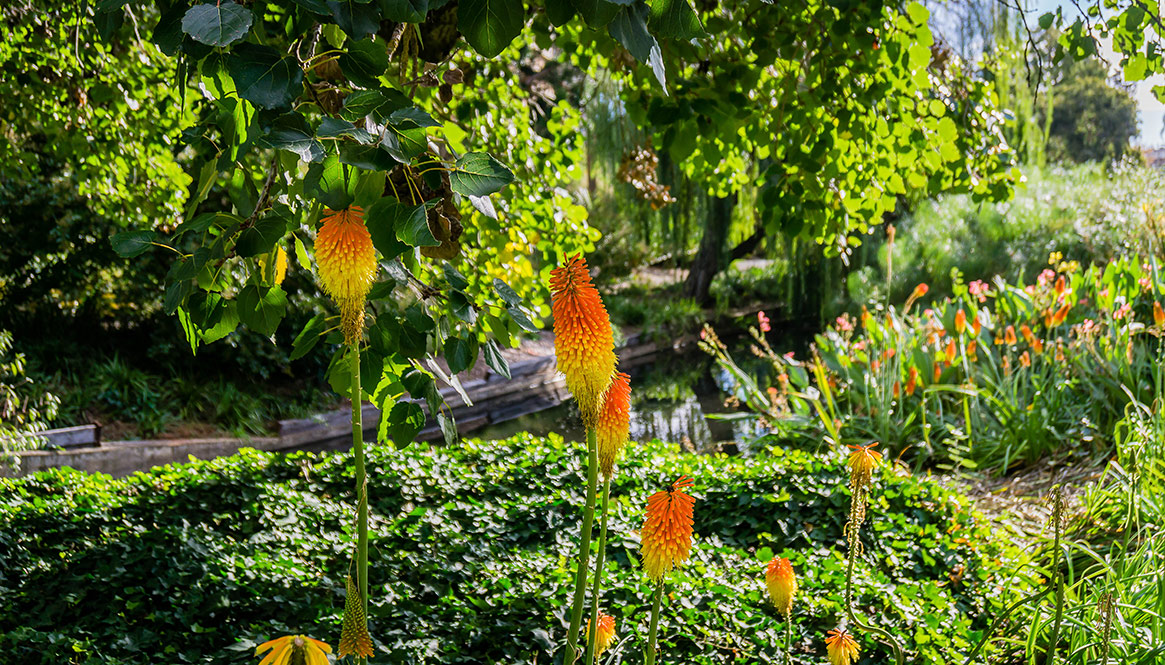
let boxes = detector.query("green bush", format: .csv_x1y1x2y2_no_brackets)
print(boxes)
0,434,1024,664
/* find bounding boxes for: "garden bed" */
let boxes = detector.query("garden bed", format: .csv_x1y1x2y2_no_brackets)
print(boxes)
0,434,1027,664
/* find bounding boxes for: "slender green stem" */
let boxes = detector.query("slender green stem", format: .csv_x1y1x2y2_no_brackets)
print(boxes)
844,533,904,665
784,617,792,665
1047,491,1065,665
565,428,600,665
583,478,612,664
645,581,664,665
351,343,369,663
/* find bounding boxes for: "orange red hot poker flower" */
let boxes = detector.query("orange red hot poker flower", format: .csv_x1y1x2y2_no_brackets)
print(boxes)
825,628,860,665
641,476,696,582
315,207,377,344
764,557,798,618
596,372,632,478
551,255,617,426
586,612,617,660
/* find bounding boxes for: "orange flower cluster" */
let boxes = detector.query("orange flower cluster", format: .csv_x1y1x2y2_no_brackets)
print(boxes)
596,372,632,478
825,628,860,665
586,612,617,659
315,207,377,344
847,442,882,492
641,476,696,582
256,635,332,665
764,557,798,618
550,255,617,426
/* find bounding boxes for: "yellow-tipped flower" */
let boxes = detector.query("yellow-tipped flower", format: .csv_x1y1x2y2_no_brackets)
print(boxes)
596,372,632,478
551,254,617,426
825,628,860,665
1155,301,1164,327
764,557,798,618
255,635,332,665
847,442,883,491
641,476,696,582
315,207,377,344
586,612,617,660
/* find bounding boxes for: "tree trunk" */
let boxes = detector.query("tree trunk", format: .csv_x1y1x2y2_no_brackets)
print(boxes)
683,193,736,305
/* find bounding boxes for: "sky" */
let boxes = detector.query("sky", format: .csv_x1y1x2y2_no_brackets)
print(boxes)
1034,0,1165,147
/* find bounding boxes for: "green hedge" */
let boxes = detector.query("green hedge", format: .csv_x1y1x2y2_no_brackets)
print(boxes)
0,435,1022,664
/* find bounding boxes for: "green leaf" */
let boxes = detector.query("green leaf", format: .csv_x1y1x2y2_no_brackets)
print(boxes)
443,263,468,291
340,88,411,122
445,336,478,374
493,278,522,306
508,306,538,332
379,125,428,162
328,0,381,39
258,113,325,162
305,154,359,209
340,143,399,171
238,284,288,336
546,0,575,26
571,0,620,28
318,117,374,143
609,4,666,88
365,196,415,258
181,2,253,47
385,402,425,446
200,300,239,343
293,235,312,272
377,0,428,23
458,0,524,58
227,43,304,110
354,170,385,208
647,0,702,40
483,339,510,379
339,38,389,88
449,152,516,196
437,412,457,445
235,215,288,257
397,200,440,247
111,230,159,257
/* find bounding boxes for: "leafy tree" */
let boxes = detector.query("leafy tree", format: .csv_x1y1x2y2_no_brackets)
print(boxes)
1045,57,1139,163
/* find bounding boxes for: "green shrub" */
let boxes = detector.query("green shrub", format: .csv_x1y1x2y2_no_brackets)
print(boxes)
0,434,1023,664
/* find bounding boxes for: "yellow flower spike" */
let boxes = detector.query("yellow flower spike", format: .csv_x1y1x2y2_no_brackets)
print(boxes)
825,628,860,665
255,635,332,665
550,254,616,427
596,372,632,479
641,476,696,582
315,206,377,344
764,557,798,618
586,612,617,661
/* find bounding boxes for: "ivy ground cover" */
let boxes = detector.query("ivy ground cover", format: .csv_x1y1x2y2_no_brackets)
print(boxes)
1,434,1024,664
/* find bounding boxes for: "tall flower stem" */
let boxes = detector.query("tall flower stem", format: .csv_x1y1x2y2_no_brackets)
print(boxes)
1046,488,1065,665
783,618,792,665
350,343,369,664
645,581,664,665
844,535,904,665
566,427,600,664
583,478,613,664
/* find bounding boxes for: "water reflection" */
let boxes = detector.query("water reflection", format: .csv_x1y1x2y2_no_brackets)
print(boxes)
472,344,775,454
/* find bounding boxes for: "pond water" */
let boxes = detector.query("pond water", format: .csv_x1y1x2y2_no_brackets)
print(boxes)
471,334,799,453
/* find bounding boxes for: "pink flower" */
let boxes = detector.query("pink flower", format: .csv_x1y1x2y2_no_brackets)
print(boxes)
968,280,990,302
1139,277,1151,290
1037,269,1056,287
758,311,771,333
1113,303,1132,320
836,315,854,332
